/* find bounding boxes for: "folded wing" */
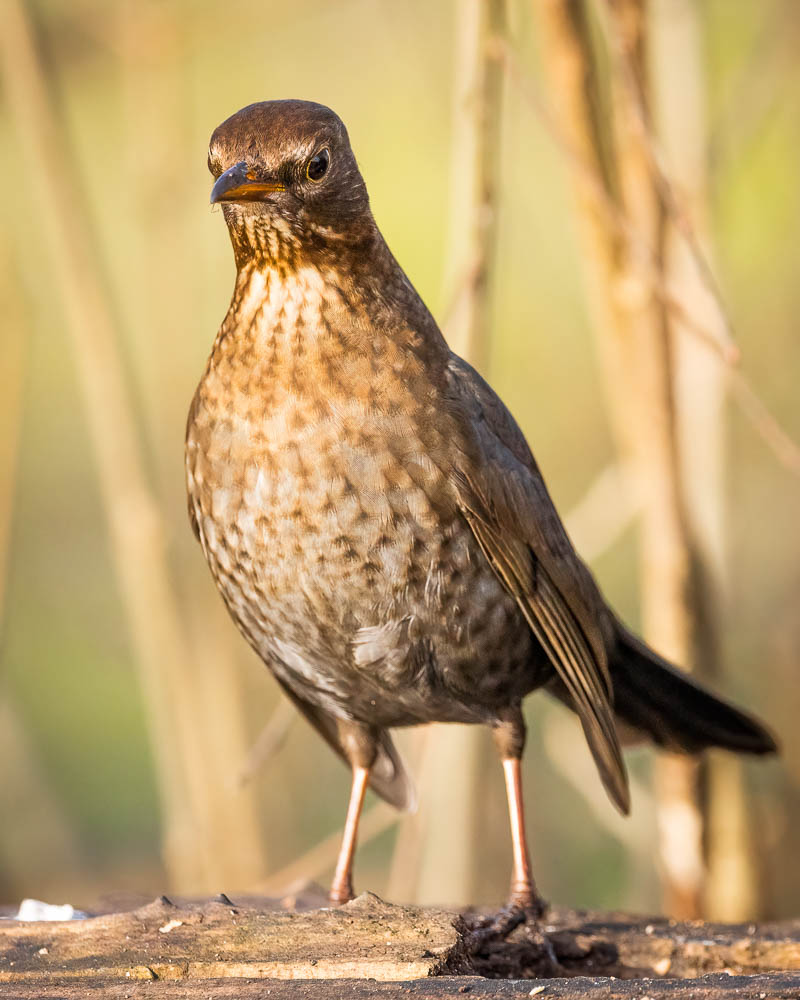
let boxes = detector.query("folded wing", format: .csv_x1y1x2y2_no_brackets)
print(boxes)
446,355,630,814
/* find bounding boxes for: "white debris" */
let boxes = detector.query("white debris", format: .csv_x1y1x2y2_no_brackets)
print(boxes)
158,919,184,934
15,899,86,922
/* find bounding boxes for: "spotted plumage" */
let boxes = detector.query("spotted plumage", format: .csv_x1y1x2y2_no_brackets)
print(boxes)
186,100,776,908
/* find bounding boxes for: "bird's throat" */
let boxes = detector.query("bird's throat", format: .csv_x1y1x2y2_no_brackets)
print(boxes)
219,262,336,368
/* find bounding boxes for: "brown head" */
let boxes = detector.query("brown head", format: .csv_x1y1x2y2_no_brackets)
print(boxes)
208,100,374,268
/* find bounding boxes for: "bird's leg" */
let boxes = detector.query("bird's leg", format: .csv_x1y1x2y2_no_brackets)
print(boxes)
468,711,563,972
328,763,370,905
502,754,542,915
465,712,560,972
491,709,546,920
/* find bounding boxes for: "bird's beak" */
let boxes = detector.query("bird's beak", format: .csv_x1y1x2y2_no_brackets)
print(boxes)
210,161,285,204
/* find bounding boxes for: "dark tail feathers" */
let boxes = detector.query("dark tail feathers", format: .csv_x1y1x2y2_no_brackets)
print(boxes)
611,625,778,756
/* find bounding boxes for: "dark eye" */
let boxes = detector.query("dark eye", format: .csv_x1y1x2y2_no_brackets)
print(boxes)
306,148,330,182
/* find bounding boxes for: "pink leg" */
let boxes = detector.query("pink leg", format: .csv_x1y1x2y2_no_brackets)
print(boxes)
502,757,542,913
329,764,370,905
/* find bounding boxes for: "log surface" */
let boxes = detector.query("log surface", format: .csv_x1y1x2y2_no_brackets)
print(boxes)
1,892,800,997
3,972,800,999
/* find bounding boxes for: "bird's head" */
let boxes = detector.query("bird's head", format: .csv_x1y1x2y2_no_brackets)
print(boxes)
208,100,373,268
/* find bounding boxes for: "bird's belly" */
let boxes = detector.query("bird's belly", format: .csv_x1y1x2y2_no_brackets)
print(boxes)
188,409,539,724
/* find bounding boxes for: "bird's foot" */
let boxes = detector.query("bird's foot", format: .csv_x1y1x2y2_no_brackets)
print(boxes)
465,893,563,977
327,879,354,907
470,893,546,938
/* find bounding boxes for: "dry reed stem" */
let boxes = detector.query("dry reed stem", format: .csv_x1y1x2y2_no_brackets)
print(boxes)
493,32,800,479
728,372,800,475
649,0,763,920
534,0,708,917
236,699,296,788
441,0,508,372
490,35,739,366
563,460,640,562
542,713,652,849
590,0,738,362
258,802,399,896
115,0,270,888
605,0,705,920
0,0,219,890
0,248,27,633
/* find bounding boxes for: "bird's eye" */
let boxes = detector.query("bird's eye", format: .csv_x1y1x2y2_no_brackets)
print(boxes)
306,148,330,182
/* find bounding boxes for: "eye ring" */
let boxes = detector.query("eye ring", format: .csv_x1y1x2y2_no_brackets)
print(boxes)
306,148,330,183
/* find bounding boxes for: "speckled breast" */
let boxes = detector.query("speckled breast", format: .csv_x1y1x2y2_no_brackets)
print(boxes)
186,268,536,727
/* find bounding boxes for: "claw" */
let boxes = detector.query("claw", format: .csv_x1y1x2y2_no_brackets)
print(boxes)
471,901,528,941
465,897,563,977
521,918,561,975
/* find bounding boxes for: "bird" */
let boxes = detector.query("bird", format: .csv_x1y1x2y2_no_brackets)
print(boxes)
186,99,777,914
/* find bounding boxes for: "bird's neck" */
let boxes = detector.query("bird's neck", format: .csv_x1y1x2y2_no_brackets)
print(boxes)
214,233,448,387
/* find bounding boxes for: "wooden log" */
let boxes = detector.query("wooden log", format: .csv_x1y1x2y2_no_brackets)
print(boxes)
0,894,458,984
3,972,800,1000
1,892,800,996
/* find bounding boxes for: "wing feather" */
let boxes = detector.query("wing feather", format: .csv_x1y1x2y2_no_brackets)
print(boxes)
447,356,629,813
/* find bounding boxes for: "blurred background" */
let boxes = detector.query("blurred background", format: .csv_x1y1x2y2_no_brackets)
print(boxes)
0,0,798,921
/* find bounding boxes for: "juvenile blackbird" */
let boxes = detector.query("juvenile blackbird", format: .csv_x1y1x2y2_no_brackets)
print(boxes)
186,100,777,912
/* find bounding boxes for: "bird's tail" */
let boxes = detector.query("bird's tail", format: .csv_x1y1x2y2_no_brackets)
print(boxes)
610,624,778,756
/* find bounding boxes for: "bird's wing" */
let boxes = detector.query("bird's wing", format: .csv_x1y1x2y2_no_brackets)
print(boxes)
445,355,629,814
271,674,417,813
